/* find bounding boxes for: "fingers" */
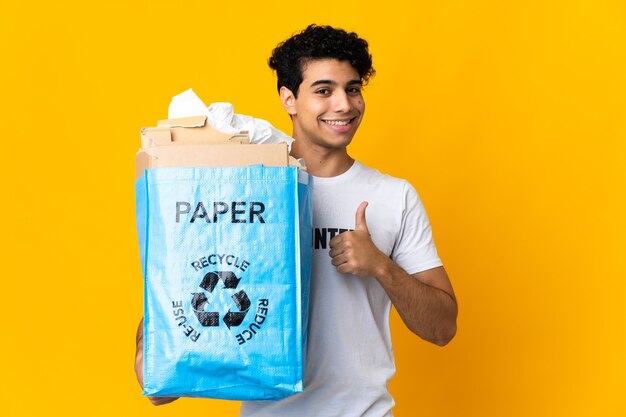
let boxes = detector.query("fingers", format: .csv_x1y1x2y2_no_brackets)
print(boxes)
135,318,145,388
136,318,144,344
355,201,369,232
149,396,179,406
330,253,349,267
336,263,353,275
329,244,344,257
331,254,355,275
135,317,179,406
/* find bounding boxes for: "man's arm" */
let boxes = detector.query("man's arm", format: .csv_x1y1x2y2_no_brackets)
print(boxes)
329,202,457,346
135,318,179,406
374,264,457,346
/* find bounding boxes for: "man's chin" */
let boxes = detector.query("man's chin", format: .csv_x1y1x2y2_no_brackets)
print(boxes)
318,135,355,150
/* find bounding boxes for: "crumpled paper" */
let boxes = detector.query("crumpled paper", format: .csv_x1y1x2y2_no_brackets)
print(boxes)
168,89,294,149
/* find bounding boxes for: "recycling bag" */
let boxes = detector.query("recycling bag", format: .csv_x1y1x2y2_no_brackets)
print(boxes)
135,165,312,400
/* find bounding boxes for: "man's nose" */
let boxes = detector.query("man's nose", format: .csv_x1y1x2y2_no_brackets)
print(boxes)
332,91,352,113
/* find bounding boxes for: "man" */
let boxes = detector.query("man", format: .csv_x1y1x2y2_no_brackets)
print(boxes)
239,24,457,416
136,24,457,416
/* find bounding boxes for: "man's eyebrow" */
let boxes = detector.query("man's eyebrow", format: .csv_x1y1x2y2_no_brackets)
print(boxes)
309,79,337,87
309,79,363,88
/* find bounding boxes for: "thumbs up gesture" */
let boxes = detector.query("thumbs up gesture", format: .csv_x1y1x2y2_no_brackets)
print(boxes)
329,201,388,277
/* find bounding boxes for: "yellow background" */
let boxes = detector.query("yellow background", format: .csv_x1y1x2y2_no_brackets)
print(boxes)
1,1,624,416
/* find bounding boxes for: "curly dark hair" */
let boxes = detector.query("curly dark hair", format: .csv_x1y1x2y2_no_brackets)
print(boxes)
269,24,375,97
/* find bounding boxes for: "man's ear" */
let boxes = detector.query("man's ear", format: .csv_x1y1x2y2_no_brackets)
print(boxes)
279,86,297,116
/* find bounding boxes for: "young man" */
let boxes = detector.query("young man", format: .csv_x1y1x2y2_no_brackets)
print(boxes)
135,24,457,415
239,24,457,417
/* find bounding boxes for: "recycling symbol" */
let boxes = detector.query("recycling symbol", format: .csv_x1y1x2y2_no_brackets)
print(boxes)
191,271,251,329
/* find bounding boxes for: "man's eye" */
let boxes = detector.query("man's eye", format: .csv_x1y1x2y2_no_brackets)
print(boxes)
315,88,330,95
347,87,362,95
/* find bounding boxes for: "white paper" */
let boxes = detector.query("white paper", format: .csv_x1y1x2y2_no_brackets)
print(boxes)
168,89,209,119
167,89,294,149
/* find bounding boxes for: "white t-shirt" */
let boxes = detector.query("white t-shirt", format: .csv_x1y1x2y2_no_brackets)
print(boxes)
240,161,442,417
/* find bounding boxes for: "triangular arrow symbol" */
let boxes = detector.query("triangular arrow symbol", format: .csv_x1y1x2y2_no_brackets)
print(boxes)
232,290,251,311
223,311,248,328
200,272,219,292
219,271,241,289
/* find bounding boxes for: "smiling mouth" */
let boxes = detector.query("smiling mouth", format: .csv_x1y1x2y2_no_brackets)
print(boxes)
321,117,355,126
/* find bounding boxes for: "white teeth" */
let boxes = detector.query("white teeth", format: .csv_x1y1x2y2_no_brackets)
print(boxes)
323,119,350,126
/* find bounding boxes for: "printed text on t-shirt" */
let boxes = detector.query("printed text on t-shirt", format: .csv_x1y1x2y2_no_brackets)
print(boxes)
313,227,353,249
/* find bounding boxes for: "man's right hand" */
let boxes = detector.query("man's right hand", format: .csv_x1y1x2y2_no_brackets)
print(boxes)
135,318,179,406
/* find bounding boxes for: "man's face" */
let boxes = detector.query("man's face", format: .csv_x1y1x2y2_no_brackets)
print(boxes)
282,59,365,151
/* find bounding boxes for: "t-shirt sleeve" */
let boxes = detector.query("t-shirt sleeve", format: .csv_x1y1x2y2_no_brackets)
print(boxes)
391,181,443,274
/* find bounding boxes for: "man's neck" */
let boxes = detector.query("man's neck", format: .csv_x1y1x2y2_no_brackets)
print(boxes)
291,140,354,178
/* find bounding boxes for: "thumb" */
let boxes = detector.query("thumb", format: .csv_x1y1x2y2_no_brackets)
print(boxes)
355,201,369,232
